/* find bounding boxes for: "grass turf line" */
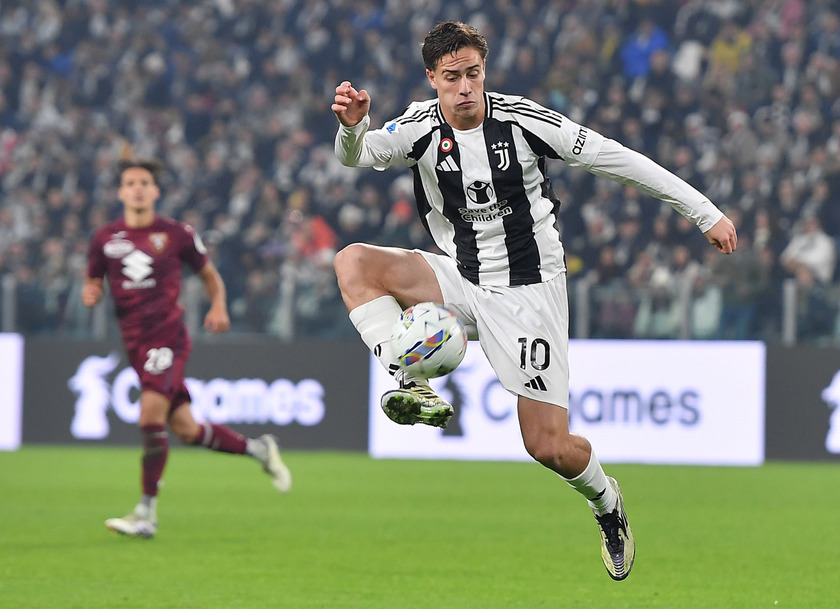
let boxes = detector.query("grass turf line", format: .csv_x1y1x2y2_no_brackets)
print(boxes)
0,446,837,608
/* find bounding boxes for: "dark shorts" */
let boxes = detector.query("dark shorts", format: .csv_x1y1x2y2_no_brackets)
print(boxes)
126,325,192,412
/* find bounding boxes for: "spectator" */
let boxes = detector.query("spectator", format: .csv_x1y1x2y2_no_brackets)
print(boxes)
619,17,670,82
633,266,681,339
792,265,836,344
780,215,837,285
689,266,723,339
704,19,752,96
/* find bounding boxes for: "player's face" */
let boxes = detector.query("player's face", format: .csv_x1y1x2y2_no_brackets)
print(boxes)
427,47,486,130
118,167,160,214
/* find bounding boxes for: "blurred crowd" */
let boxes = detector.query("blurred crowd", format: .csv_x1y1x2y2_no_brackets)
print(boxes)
1,0,840,343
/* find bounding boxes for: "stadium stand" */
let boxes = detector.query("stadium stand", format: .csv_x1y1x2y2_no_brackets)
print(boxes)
1,0,839,344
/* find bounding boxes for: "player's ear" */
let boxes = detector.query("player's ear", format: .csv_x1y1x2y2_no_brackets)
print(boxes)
426,68,437,90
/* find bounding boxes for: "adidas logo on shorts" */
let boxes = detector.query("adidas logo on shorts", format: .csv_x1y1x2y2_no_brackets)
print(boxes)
524,375,547,391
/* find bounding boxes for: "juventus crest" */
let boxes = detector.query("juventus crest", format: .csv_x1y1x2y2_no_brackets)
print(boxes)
491,141,510,170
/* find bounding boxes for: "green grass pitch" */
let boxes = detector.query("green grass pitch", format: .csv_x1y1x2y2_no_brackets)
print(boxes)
1,446,837,608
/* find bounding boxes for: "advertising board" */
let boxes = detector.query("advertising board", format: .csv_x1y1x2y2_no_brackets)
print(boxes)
22,338,370,450
765,344,840,461
370,340,766,465
0,333,24,451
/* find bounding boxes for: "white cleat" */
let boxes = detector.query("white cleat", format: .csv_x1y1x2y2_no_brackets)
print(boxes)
259,434,292,493
105,507,157,539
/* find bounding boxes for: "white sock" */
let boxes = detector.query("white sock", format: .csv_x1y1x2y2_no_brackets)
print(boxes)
562,449,617,516
348,295,404,376
138,495,157,520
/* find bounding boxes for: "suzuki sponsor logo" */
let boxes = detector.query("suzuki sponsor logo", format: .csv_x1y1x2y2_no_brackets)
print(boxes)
121,249,156,289
68,354,326,439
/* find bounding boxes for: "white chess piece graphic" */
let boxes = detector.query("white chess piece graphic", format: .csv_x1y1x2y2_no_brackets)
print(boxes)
69,353,121,439
820,370,840,454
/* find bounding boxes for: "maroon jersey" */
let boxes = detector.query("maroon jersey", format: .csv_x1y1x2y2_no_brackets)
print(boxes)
87,216,209,350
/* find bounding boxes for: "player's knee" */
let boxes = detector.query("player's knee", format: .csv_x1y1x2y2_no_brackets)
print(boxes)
168,419,199,444
524,434,572,471
175,429,197,444
333,243,369,281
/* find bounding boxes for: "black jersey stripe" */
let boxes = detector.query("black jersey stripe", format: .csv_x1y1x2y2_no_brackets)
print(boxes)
491,94,565,120
521,128,564,160
412,166,433,237
399,106,439,126
491,97,565,130
410,130,437,235
495,103,565,130
484,119,542,285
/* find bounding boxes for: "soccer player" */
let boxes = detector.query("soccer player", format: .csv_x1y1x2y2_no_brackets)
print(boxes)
330,21,737,580
82,158,291,539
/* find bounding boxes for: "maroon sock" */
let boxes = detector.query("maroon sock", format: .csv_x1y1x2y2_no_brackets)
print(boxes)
194,422,247,454
140,424,168,497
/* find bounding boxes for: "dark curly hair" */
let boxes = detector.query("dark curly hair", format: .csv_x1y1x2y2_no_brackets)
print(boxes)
421,21,489,71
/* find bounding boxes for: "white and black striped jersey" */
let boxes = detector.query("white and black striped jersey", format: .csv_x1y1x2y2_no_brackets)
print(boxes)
336,91,723,287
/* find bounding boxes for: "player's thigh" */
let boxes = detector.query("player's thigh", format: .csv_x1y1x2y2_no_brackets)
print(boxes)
138,390,171,426
474,273,571,407
336,244,443,307
373,246,443,307
517,395,571,445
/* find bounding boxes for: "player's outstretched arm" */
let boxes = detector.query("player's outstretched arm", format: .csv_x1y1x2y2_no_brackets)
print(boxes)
198,262,230,333
703,214,738,254
332,80,371,127
82,277,103,307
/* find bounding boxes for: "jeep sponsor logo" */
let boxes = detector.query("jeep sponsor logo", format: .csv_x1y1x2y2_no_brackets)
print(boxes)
68,355,325,439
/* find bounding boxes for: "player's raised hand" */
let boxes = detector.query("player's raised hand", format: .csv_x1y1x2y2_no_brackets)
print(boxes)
332,81,370,127
704,214,738,254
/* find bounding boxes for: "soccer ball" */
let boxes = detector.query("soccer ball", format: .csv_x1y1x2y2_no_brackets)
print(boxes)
390,302,467,379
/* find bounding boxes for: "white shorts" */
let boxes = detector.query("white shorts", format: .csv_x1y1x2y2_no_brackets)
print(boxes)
419,251,570,408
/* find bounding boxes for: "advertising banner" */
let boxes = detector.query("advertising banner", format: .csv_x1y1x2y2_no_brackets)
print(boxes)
765,344,840,461
370,340,766,465
0,333,24,451
23,338,370,450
